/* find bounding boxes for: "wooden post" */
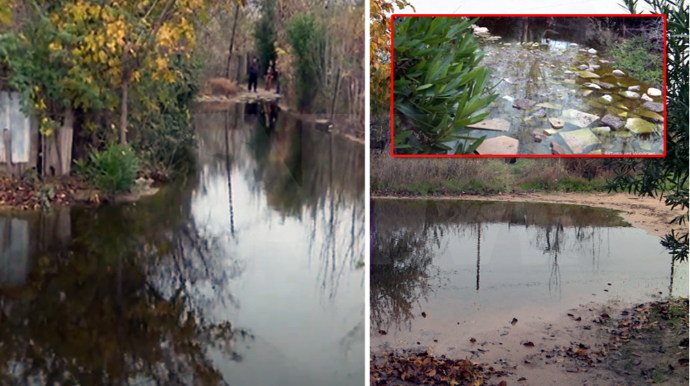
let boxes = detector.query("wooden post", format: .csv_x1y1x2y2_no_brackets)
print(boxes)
2,128,11,178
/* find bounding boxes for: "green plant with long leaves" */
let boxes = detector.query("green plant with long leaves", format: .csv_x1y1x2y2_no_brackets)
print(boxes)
608,0,688,262
393,17,498,155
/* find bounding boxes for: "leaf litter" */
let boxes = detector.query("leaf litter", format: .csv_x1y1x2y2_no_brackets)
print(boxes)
370,351,507,386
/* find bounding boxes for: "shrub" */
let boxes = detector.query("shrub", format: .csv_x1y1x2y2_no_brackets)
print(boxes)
286,13,324,111
84,144,139,194
609,35,663,86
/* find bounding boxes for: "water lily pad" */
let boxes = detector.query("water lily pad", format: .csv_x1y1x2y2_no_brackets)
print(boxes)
577,71,600,79
467,118,510,132
560,109,599,128
625,118,658,134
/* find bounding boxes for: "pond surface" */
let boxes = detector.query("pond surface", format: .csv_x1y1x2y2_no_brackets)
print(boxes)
371,199,687,355
451,18,664,155
0,103,365,385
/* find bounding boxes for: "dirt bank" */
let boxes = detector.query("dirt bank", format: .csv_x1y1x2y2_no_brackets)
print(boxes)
373,191,685,239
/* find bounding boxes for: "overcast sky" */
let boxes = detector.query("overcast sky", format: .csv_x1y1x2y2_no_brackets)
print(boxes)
395,0,654,14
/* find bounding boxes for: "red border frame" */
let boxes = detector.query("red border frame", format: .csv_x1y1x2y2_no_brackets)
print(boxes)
390,14,667,158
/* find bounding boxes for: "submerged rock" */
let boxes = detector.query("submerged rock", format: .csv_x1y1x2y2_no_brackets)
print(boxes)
588,48,597,54
628,85,640,92
551,141,567,155
589,64,601,71
532,129,548,142
582,90,594,97
625,118,658,134
647,87,662,97
586,83,602,89
612,69,627,77
641,93,653,102
531,108,548,118
549,118,565,129
560,109,599,128
601,114,624,130
535,102,563,110
512,98,536,110
600,95,613,104
636,110,664,122
598,82,615,90
577,70,600,79
577,64,589,70
502,95,515,102
559,128,602,153
592,126,611,135
619,90,641,99
642,101,664,113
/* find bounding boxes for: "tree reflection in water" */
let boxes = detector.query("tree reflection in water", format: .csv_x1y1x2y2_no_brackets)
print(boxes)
371,199,644,333
0,189,250,386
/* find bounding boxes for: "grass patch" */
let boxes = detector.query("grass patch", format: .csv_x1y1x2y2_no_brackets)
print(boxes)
372,148,616,195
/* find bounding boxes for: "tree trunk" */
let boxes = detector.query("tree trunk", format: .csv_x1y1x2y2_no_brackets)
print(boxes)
120,77,129,145
225,5,240,79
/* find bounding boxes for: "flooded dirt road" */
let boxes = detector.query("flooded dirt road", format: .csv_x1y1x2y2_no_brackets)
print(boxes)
0,102,365,385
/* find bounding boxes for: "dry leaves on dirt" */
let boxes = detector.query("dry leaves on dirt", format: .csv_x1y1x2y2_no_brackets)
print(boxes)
0,176,82,209
371,351,506,386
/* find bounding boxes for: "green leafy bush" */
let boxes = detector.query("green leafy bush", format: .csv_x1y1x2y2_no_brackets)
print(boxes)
393,16,498,155
609,35,663,85
287,13,324,110
84,144,140,194
130,53,200,174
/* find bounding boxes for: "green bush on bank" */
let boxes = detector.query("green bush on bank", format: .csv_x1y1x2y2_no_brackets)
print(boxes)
77,144,139,194
609,35,663,86
129,53,201,176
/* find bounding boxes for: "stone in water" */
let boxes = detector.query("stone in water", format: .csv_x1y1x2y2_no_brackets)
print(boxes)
619,91,640,99
577,71,600,79
560,109,599,128
612,69,627,77
513,98,535,110
466,118,510,132
647,87,662,97
549,118,565,129
628,85,640,92
601,114,624,130
625,118,658,134
642,101,663,113
588,48,597,54
535,102,563,110
558,128,602,154
475,136,519,155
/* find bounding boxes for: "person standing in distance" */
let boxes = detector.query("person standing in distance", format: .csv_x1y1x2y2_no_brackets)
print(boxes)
248,57,259,92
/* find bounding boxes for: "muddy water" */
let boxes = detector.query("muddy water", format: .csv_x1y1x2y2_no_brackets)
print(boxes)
0,103,365,385
371,199,687,356
451,18,664,155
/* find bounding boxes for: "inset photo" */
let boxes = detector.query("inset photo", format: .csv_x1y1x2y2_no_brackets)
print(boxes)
391,15,666,156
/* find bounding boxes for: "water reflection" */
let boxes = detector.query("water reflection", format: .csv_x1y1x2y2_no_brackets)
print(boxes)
371,199,688,345
0,102,364,385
